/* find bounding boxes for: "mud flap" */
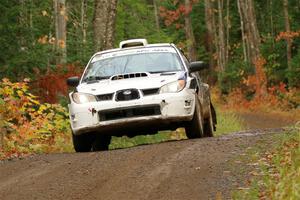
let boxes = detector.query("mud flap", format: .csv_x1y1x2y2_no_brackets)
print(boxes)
211,103,217,131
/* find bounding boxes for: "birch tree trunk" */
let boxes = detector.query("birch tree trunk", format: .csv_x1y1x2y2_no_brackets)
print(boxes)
205,0,216,70
153,0,160,31
237,0,248,64
217,0,226,71
205,0,229,72
81,0,87,58
93,0,118,52
283,0,292,70
237,0,266,96
225,0,230,63
54,0,67,64
184,0,197,61
237,0,261,65
81,0,87,45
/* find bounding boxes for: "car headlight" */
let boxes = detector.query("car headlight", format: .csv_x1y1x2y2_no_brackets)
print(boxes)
160,80,186,93
72,92,97,104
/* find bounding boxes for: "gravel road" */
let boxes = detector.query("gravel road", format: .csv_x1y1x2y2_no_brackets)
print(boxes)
0,128,285,200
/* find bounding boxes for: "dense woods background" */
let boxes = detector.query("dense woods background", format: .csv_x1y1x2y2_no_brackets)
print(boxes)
1,0,299,93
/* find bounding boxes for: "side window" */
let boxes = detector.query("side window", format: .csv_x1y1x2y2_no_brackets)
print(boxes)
179,49,190,68
182,55,190,68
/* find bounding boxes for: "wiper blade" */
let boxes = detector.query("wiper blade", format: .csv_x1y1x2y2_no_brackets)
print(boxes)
149,71,180,74
149,71,168,74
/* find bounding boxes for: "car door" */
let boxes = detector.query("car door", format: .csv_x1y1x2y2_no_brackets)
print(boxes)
193,73,211,118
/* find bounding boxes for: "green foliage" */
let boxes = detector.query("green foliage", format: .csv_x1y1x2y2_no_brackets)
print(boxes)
288,52,300,87
115,0,173,44
110,131,178,150
214,110,244,136
67,0,95,64
0,1,55,80
218,60,251,94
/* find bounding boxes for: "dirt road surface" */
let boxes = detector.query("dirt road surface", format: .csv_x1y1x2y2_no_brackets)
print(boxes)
0,112,295,200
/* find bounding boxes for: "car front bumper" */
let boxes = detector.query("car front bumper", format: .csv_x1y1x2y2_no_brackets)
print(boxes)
69,89,196,135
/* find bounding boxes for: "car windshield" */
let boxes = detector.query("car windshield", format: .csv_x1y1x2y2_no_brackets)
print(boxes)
82,52,183,82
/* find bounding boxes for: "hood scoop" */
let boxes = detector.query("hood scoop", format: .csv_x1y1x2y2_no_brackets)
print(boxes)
111,72,148,81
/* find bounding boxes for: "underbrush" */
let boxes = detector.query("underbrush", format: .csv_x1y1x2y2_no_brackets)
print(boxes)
0,79,72,160
214,110,244,136
233,126,300,200
214,57,300,116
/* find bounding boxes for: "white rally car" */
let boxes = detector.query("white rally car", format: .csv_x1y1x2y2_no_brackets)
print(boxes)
67,39,217,152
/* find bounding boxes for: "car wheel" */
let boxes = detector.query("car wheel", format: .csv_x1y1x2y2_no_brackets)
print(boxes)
72,133,94,152
92,135,111,151
203,104,214,137
185,98,204,139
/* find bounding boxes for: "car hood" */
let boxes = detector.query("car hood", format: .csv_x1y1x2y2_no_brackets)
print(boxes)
76,71,185,95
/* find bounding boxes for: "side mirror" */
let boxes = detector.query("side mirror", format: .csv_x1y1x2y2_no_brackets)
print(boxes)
189,61,209,73
67,76,80,87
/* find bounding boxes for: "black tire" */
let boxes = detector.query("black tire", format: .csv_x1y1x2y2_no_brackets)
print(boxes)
72,133,94,152
185,98,204,139
92,135,111,151
203,105,214,137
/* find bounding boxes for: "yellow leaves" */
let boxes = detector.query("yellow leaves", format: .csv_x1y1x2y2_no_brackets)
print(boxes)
37,36,66,49
49,37,56,45
0,78,72,159
3,86,13,96
38,35,48,44
58,39,66,49
17,90,24,97
41,10,48,16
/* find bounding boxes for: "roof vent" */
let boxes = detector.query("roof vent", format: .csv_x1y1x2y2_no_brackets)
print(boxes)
119,39,148,49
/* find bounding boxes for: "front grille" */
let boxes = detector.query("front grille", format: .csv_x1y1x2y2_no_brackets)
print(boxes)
115,89,140,101
99,105,161,121
96,93,114,101
142,88,159,96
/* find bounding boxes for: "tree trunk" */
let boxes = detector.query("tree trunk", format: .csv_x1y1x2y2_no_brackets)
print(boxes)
81,0,87,45
81,0,88,58
237,0,248,64
237,0,266,96
205,0,216,70
54,0,67,64
93,0,118,52
184,0,197,61
217,0,226,71
225,0,230,64
153,0,160,30
237,0,261,65
205,0,229,72
283,0,292,71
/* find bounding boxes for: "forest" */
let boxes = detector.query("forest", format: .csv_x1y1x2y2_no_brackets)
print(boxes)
0,0,300,199
0,0,299,91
